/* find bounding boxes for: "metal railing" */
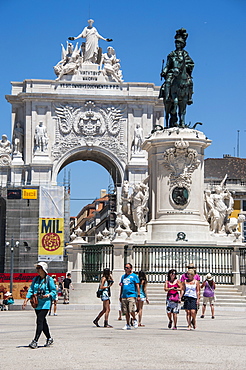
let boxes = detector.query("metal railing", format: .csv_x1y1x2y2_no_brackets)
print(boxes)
239,248,246,285
131,245,234,284
81,244,114,282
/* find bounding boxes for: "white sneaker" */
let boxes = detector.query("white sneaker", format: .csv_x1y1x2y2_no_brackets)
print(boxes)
122,324,131,330
133,320,138,329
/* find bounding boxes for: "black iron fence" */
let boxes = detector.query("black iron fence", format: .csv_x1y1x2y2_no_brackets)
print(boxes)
81,244,114,282
130,245,234,284
239,248,246,285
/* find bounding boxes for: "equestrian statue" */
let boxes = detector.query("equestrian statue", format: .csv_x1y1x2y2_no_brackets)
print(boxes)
159,28,194,128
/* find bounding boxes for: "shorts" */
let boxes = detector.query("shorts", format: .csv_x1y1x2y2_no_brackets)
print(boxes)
203,296,215,305
166,299,180,314
63,288,69,300
101,296,110,302
183,296,197,311
121,297,136,315
140,297,146,302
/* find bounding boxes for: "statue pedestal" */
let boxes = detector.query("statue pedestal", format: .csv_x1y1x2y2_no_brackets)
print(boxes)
128,152,148,184
143,127,214,244
33,152,51,163
60,64,106,83
12,153,24,165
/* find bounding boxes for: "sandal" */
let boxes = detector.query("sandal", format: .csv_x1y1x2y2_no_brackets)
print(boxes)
138,324,145,327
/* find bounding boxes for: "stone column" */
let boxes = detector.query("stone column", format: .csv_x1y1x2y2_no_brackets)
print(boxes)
111,238,130,302
232,246,241,286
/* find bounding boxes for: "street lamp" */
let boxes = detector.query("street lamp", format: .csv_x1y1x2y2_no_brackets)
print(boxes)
6,237,19,293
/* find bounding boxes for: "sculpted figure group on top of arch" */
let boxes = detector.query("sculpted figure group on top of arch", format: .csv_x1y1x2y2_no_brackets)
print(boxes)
54,19,123,83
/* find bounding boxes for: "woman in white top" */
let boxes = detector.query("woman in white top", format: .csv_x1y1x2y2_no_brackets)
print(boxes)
181,269,200,330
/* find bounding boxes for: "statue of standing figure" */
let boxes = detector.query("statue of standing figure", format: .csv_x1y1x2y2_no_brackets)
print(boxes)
159,28,194,128
34,122,48,152
131,123,143,153
131,182,149,231
13,122,24,154
68,19,113,64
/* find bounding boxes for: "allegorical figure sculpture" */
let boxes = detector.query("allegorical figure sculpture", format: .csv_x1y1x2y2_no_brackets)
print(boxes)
131,123,143,154
13,122,24,154
131,182,149,231
159,28,194,128
34,122,48,152
0,134,12,154
121,180,131,215
54,42,80,80
101,46,123,83
68,19,112,64
204,181,234,234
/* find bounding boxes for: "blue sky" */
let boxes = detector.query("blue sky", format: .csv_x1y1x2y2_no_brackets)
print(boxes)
0,0,245,216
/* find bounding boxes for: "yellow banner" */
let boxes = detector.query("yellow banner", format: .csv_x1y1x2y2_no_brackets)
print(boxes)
38,218,64,258
22,188,38,199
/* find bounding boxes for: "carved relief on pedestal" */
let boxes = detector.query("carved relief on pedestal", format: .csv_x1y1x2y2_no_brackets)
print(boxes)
52,101,127,162
161,139,200,207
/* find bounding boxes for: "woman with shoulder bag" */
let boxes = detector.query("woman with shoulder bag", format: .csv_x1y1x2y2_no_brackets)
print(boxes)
22,262,57,349
164,269,182,330
93,268,114,328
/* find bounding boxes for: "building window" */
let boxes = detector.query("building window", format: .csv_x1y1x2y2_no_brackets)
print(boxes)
243,222,246,242
243,200,246,212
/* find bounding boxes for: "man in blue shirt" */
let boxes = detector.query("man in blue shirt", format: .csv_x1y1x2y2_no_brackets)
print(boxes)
120,263,140,330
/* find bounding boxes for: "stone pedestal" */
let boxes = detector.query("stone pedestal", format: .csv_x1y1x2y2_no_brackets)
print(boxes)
0,165,10,186
143,127,213,244
11,156,24,185
128,152,148,184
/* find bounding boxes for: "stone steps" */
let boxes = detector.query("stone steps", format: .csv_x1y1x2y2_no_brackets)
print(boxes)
146,284,246,307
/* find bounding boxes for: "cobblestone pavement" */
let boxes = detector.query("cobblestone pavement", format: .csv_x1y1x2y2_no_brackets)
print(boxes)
0,307,245,370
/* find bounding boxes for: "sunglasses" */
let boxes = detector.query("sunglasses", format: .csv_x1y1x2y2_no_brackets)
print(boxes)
36,266,42,270
124,266,130,269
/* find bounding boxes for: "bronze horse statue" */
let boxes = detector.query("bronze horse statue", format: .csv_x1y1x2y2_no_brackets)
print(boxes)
159,28,194,129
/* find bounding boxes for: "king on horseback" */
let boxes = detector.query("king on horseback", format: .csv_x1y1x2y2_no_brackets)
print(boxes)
159,28,194,128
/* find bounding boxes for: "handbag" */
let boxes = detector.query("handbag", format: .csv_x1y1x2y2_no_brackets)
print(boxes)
96,289,103,298
168,293,179,302
30,294,38,308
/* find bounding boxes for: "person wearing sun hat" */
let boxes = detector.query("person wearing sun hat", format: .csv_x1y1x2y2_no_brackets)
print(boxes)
180,263,201,282
2,291,14,310
200,273,216,319
22,262,57,349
